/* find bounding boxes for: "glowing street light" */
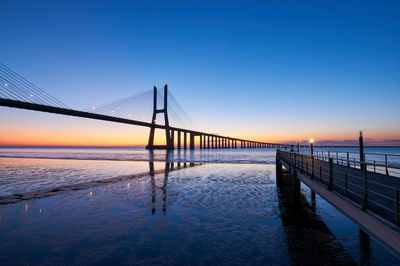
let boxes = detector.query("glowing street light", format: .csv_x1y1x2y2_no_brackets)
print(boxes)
309,138,314,155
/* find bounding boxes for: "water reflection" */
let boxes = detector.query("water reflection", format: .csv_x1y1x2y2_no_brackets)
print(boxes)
0,151,200,204
148,150,199,215
277,170,357,265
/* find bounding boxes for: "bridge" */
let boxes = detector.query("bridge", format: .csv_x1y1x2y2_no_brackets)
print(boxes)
0,63,288,149
276,148,400,257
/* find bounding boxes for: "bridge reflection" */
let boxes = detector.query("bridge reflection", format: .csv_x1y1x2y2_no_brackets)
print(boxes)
148,150,198,215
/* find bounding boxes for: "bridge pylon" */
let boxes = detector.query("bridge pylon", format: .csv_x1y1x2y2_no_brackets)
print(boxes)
146,85,174,150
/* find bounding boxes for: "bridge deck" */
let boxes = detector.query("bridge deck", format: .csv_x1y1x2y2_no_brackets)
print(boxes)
0,98,276,148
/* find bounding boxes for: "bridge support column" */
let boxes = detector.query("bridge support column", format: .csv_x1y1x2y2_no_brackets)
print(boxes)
190,134,195,149
177,131,181,149
184,132,187,149
199,135,203,149
171,130,175,149
207,135,210,149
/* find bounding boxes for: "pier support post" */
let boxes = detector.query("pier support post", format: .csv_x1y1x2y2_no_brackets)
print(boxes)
276,157,283,186
359,229,370,265
311,191,316,211
291,169,301,198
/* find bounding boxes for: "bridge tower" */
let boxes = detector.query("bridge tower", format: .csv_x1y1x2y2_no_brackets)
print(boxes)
146,85,174,150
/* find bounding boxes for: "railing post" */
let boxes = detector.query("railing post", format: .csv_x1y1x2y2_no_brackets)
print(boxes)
311,156,314,180
361,164,368,211
319,165,322,182
328,158,333,191
306,161,308,175
385,155,389,176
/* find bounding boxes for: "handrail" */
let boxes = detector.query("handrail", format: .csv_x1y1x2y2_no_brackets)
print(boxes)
288,151,400,171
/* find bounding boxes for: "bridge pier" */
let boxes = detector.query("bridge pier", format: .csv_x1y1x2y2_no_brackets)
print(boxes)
184,132,187,149
171,130,175,148
178,131,182,149
190,134,195,149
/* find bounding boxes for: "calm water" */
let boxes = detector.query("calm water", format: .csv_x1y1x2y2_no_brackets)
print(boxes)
0,147,399,265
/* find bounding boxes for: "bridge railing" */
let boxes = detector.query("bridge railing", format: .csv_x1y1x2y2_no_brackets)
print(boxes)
280,149,400,177
277,150,400,227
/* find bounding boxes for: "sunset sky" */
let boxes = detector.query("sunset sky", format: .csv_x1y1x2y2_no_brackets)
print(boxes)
1,1,399,146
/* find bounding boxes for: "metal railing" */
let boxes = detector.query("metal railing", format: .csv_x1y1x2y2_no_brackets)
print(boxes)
282,149,400,177
277,150,400,227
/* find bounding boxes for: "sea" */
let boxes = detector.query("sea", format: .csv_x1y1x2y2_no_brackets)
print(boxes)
0,147,399,265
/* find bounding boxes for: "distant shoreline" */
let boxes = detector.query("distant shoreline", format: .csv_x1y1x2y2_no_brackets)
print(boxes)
0,145,400,149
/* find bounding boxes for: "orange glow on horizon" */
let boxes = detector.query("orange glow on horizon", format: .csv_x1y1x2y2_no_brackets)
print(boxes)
0,109,399,147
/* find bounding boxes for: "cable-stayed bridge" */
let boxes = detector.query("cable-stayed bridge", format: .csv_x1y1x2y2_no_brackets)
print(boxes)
0,63,284,149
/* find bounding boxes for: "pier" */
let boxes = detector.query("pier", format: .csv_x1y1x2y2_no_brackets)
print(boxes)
276,149,400,256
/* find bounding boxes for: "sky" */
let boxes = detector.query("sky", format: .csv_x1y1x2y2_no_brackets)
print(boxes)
0,0,399,146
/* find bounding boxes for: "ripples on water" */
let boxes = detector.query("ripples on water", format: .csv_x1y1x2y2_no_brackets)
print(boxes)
0,147,399,265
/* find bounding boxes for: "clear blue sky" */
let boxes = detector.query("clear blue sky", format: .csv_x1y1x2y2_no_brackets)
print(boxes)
1,0,399,145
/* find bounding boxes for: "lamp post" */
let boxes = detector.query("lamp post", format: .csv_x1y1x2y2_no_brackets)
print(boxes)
309,138,314,155
359,131,365,171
